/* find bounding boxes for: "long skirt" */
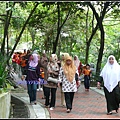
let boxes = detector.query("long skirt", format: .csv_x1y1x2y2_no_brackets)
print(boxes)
104,85,120,113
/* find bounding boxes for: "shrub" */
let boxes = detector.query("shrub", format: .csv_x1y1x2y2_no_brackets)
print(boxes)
0,54,8,88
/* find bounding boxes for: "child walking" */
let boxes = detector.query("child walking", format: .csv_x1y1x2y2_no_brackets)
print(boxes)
83,64,92,91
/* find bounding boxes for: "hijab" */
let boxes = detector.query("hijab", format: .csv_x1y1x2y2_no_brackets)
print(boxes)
73,55,80,69
48,54,59,71
41,53,48,63
100,55,120,92
51,54,58,63
61,53,69,67
40,52,48,68
29,53,39,67
62,55,76,83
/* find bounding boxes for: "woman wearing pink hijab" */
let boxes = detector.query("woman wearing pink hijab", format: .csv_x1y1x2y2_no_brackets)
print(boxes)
22,53,40,105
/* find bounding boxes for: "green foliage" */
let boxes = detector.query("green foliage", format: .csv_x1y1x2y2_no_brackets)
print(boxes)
0,87,8,94
11,3,28,30
0,1,120,80
0,54,8,88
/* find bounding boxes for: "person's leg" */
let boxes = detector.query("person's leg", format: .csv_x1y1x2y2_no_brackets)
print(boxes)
42,85,46,99
50,88,57,108
32,82,37,104
84,76,87,90
44,87,50,106
60,85,65,106
86,76,90,90
115,85,120,108
37,81,40,91
64,92,72,110
70,92,75,110
27,82,33,104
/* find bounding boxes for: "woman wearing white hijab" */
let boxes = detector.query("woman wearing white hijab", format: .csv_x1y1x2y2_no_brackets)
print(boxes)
73,55,80,69
97,55,120,115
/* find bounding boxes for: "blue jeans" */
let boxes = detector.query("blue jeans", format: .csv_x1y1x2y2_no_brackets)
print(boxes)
27,81,37,103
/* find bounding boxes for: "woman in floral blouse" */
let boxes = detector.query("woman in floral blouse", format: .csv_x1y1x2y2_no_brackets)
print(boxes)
58,55,80,113
44,54,60,111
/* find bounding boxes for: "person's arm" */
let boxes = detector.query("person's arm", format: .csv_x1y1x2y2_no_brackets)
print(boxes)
90,70,92,77
75,72,81,87
58,67,63,87
75,73,79,81
21,63,29,80
36,65,41,79
97,76,103,89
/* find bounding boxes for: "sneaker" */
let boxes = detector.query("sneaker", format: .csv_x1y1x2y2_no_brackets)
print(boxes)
37,89,39,91
40,88,43,91
50,107,54,110
66,109,71,113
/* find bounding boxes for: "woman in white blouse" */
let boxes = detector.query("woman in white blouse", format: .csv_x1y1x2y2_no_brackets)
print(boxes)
58,55,80,113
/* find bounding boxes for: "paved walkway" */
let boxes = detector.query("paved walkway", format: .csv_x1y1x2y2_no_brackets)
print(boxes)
11,72,120,119
10,72,50,119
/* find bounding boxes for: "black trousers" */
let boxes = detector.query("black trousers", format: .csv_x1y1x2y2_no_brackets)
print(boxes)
64,92,75,110
84,75,90,89
44,86,57,108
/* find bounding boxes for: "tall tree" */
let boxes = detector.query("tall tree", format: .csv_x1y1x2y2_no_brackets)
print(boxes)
86,2,112,75
8,2,39,61
1,2,15,56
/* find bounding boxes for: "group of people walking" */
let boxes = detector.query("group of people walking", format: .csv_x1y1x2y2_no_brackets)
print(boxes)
12,50,120,115
19,51,81,113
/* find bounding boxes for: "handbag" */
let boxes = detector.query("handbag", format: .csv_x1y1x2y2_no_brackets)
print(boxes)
47,76,58,83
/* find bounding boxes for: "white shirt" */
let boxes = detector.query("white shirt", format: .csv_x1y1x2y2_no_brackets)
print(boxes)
58,67,77,92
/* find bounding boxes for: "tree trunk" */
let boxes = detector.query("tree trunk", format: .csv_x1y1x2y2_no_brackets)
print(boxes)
87,2,110,76
52,2,71,54
96,21,105,75
8,2,39,62
1,2,9,55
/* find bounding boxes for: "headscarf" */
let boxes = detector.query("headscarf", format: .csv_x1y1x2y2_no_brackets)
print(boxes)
73,55,80,69
100,55,120,92
61,53,69,67
62,55,76,83
48,54,59,72
42,53,48,61
29,53,39,67
41,53,48,63
51,54,58,63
